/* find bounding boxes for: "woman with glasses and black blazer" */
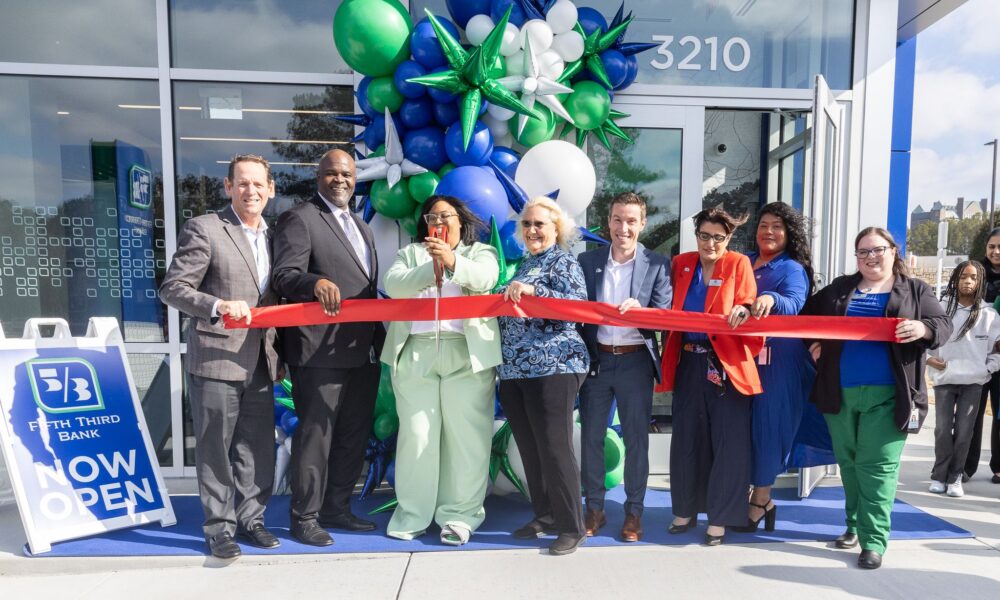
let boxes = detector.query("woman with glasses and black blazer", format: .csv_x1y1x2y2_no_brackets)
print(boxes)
658,207,763,546
801,226,950,570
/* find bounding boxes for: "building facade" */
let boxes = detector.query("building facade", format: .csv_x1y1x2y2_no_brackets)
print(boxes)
0,0,965,477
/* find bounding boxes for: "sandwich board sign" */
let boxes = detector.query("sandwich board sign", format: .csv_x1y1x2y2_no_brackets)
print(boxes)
0,317,175,554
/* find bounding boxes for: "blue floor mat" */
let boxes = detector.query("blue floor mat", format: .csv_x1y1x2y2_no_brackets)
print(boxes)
26,486,970,557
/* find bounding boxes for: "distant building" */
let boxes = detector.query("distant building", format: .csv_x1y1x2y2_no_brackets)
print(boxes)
910,197,986,228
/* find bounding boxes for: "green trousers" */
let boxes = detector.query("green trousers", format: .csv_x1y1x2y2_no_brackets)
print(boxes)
823,385,907,554
386,333,496,540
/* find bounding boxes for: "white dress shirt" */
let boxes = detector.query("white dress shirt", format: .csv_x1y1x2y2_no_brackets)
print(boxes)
319,193,370,275
410,278,466,335
596,252,645,346
213,208,269,317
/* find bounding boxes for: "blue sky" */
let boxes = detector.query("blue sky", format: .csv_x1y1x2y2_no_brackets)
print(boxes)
908,0,1000,217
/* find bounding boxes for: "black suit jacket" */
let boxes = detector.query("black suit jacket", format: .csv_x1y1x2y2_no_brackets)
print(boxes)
577,244,672,382
271,194,384,368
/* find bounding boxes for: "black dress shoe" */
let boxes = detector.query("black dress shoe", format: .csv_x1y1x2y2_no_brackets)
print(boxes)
513,518,557,539
667,518,697,534
835,531,859,549
291,520,334,546
207,532,242,559
238,523,280,549
318,513,377,532
992,474,1000,484
548,533,586,555
703,532,725,546
858,549,883,569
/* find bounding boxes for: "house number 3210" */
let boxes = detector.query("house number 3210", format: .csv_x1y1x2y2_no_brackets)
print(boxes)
649,36,751,72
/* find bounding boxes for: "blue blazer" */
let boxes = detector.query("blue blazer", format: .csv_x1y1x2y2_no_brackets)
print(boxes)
577,244,673,382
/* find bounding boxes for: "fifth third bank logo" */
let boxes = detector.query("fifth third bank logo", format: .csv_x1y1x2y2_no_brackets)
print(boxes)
26,358,105,414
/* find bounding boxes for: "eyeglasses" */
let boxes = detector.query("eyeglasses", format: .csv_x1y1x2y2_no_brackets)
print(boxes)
855,246,890,259
696,231,728,243
521,220,553,230
423,212,457,224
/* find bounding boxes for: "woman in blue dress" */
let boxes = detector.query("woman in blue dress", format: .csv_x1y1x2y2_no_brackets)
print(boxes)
735,202,815,532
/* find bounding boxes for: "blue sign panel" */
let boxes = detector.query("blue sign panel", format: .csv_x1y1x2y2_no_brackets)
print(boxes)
128,164,153,210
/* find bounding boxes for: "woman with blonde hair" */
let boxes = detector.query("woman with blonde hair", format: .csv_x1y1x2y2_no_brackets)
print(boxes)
497,196,590,555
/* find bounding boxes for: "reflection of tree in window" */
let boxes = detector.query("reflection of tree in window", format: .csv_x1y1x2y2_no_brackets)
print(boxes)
586,129,681,256
703,180,760,254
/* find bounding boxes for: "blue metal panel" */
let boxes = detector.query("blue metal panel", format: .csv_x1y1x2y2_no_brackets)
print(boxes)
892,38,917,152
888,151,912,252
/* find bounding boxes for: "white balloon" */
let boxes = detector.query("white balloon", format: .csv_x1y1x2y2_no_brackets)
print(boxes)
506,50,525,76
538,50,566,80
515,140,597,217
494,132,516,149
483,114,511,140
546,0,579,35
551,30,584,63
491,419,529,497
466,14,495,47
500,23,521,56
487,102,516,121
519,19,554,53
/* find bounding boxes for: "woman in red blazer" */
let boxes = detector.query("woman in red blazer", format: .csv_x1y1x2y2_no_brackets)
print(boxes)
661,207,762,546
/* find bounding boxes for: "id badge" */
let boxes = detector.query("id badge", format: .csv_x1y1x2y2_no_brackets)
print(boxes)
708,279,723,287
706,355,725,388
907,407,921,433
757,346,771,366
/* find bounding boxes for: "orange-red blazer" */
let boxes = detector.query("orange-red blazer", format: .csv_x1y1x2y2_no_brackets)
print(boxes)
656,251,764,396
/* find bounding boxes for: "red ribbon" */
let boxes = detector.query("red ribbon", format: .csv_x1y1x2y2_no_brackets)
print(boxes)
224,295,901,342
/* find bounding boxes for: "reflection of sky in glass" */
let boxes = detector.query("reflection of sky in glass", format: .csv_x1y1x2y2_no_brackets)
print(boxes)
587,128,682,255
0,1,157,67
172,82,354,223
170,0,349,73
414,0,853,90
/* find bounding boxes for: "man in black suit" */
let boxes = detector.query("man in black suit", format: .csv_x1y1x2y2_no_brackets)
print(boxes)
271,149,383,546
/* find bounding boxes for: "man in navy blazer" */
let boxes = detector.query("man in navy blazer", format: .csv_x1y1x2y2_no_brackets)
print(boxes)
577,192,672,542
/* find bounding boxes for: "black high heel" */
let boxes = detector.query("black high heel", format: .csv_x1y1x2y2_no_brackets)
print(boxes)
732,501,776,533
668,517,697,534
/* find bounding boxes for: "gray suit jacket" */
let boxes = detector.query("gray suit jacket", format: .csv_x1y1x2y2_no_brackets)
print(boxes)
577,244,672,382
271,194,384,369
159,206,280,382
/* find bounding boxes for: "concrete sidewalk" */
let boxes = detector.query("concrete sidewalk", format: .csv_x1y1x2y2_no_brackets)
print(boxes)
1,411,999,599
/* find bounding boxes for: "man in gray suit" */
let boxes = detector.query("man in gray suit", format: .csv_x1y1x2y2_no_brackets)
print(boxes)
160,154,282,559
577,192,672,542
271,149,383,546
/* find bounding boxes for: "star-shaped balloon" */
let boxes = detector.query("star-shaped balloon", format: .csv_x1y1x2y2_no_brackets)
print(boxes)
498,36,575,136
608,2,658,57
489,420,529,498
557,16,634,88
355,108,428,189
360,434,396,498
406,7,541,150
561,107,632,148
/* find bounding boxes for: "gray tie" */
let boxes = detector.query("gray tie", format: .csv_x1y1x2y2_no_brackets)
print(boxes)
340,212,369,275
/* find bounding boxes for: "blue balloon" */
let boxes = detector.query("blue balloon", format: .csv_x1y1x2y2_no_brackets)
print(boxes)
446,121,494,167
491,0,526,27
279,410,299,436
427,66,458,103
433,100,460,127
363,115,386,149
599,49,629,89
399,97,434,129
410,16,461,70
446,0,492,29
616,54,639,90
356,76,378,118
577,7,608,36
435,166,509,230
394,60,428,99
499,219,523,258
273,403,287,423
403,126,449,171
490,146,520,178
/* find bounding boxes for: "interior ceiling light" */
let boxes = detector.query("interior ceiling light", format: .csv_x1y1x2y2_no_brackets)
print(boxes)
180,136,350,145
214,160,319,166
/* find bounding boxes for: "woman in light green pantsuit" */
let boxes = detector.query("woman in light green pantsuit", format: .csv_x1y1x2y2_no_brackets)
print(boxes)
382,195,501,545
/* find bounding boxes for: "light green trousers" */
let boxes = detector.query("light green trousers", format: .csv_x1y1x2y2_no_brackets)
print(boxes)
386,333,496,540
823,385,907,554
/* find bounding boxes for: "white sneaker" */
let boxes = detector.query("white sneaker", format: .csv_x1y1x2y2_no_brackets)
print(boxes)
929,480,946,493
946,480,964,497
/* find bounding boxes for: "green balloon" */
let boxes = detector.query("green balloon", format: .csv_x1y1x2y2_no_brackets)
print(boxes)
374,364,395,415
370,178,417,219
407,171,440,204
510,104,556,147
565,80,611,131
603,430,626,489
367,76,404,114
333,0,413,77
438,163,456,178
399,214,418,237
373,412,399,441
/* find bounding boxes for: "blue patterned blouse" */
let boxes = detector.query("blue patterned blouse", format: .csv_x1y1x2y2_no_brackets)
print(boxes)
497,245,590,380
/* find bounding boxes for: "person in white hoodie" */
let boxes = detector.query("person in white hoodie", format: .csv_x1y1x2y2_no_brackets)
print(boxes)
927,260,1000,497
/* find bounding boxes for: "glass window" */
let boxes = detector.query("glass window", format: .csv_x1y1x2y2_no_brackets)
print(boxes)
0,76,166,342
170,0,351,73
410,0,854,90
0,1,157,67
703,110,765,253
129,353,172,467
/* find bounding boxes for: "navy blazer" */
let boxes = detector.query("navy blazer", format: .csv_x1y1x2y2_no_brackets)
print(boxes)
577,243,673,381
